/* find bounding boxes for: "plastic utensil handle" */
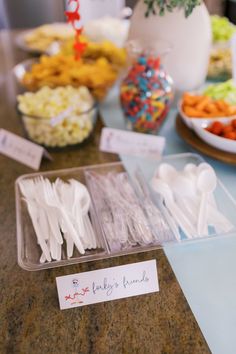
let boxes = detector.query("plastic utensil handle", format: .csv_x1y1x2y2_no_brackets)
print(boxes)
38,209,50,241
27,202,51,261
47,209,63,244
49,232,57,260
40,253,46,264
61,209,85,254
175,196,208,236
208,205,234,231
64,232,74,258
209,192,217,209
166,200,195,239
197,193,208,236
175,195,197,226
56,241,61,261
75,210,86,242
185,197,233,233
84,214,97,249
160,204,181,242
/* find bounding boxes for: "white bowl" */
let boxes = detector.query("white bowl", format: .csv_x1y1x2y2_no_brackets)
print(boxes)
13,58,38,85
178,99,196,129
192,118,236,154
15,23,74,54
178,98,236,130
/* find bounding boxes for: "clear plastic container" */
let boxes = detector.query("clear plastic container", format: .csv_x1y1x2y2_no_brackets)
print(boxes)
15,153,236,271
124,152,236,244
15,166,108,271
84,163,175,254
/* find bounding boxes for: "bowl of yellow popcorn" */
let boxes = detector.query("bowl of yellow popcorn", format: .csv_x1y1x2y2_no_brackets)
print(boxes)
17,86,97,148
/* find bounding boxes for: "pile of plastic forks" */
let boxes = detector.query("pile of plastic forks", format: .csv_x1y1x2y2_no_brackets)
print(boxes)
19,176,97,263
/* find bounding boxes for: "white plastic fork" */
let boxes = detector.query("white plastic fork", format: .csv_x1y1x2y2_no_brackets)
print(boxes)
19,180,51,261
69,179,97,249
33,177,63,245
23,198,51,261
43,179,85,255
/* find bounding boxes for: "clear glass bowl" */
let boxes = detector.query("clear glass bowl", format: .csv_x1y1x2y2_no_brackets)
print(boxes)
17,102,97,149
208,41,232,81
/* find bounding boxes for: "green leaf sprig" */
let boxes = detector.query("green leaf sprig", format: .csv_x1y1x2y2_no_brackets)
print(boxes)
144,0,201,17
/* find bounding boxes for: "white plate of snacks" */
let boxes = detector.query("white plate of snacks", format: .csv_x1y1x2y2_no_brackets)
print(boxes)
15,23,74,54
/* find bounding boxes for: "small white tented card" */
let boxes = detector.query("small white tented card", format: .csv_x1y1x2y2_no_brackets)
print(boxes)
0,129,51,170
100,127,165,158
56,260,159,310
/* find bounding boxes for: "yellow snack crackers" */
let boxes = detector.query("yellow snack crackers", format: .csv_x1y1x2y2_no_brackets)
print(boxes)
22,54,119,100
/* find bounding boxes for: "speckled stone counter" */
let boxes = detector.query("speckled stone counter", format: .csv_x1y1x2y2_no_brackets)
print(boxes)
0,31,210,354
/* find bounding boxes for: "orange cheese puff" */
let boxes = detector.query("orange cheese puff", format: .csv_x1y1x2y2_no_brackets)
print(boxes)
215,100,229,112
209,111,229,117
204,103,219,114
183,106,206,117
195,96,211,111
183,93,202,106
225,105,236,116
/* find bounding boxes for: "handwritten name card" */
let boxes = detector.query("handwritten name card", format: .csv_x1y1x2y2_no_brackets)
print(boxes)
56,260,159,310
0,129,50,170
100,127,165,158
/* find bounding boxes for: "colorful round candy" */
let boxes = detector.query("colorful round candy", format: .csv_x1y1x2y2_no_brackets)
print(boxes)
120,54,174,134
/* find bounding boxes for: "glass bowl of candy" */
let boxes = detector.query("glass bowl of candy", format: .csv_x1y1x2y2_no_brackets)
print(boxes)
17,86,97,148
120,39,174,134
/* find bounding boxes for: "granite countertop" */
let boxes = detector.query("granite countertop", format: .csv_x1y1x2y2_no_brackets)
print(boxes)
0,30,210,354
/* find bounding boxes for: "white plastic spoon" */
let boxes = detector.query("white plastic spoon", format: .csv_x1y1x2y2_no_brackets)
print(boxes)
156,163,178,184
197,163,218,208
157,168,198,230
69,179,96,249
197,169,217,236
151,178,196,239
170,173,199,229
184,163,197,175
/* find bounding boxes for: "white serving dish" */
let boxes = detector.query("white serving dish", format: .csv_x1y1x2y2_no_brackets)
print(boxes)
192,118,236,154
15,30,43,54
178,99,196,129
15,23,74,54
178,98,236,130
13,58,38,86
